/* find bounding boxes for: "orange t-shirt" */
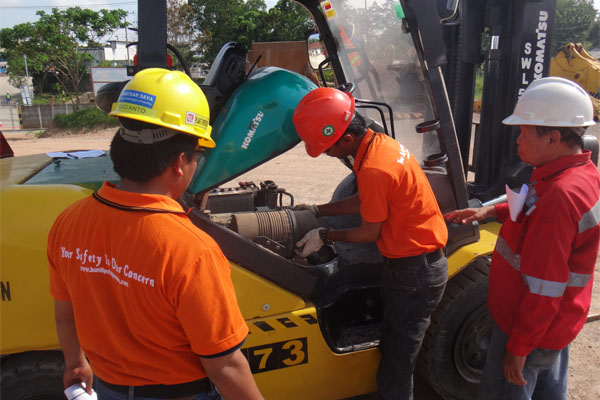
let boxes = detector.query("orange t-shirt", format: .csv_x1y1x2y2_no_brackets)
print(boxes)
353,130,448,258
48,182,248,386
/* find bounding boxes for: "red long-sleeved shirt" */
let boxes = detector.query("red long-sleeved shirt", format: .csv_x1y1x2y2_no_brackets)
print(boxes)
488,151,600,356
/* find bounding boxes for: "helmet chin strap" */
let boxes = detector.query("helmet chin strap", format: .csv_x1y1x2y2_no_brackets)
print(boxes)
119,126,178,144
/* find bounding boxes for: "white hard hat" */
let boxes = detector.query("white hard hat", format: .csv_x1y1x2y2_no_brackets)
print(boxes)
503,77,595,127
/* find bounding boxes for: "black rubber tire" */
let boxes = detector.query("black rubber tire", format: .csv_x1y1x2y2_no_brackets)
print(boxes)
417,257,492,400
1,351,65,400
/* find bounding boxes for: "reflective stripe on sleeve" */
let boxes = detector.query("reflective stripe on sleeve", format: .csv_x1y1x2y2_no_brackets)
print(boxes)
495,237,592,296
523,275,567,297
495,236,521,271
579,199,600,233
567,271,592,287
523,271,592,297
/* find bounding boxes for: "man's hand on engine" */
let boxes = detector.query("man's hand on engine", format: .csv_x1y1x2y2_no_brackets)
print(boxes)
295,228,325,258
294,204,320,217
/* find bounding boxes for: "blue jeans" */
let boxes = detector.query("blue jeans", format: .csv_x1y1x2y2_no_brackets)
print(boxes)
478,319,568,400
95,379,222,400
376,254,448,400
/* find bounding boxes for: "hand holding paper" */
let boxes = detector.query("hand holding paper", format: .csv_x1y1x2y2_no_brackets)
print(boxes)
505,184,528,222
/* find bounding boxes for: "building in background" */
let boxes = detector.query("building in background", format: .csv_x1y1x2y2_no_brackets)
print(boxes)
87,39,137,67
0,50,7,75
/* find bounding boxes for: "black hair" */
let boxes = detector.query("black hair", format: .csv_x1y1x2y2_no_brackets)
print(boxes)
345,112,368,137
535,126,585,149
110,118,197,182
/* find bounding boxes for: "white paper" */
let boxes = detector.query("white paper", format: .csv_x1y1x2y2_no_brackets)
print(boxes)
47,150,105,159
505,184,528,222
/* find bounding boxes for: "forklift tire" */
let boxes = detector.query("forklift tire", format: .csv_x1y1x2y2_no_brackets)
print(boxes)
0,351,65,400
417,257,492,400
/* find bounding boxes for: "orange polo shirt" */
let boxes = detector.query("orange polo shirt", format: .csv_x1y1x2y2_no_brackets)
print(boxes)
353,130,447,258
48,182,248,386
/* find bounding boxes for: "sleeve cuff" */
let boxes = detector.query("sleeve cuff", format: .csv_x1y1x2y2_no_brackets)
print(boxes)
506,336,534,357
199,337,246,359
495,203,509,223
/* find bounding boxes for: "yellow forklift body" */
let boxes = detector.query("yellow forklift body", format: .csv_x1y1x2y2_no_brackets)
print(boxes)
245,307,379,399
0,181,380,397
0,182,305,353
0,172,501,399
447,222,500,278
0,162,499,399
0,184,93,354
231,266,306,318
1,154,53,185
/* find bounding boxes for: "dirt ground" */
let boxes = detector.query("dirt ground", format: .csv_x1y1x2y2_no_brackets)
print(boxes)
3,127,600,399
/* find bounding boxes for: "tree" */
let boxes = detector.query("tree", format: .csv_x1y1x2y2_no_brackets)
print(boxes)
167,0,202,69
0,7,127,108
261,0,315,42
0,23,42,89
188,0,314,64
585,15,600,49
189,0,268,63
553,0,598,55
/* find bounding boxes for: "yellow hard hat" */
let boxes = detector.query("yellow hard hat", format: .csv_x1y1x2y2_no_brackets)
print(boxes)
109,68,215,148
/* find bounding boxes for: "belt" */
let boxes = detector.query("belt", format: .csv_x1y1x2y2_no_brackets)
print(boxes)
96,377,211,398
387,248,444,268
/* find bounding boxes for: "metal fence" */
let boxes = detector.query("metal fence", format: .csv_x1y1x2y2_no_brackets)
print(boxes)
18,103,95,129
0,104,20,130
1,102,96,130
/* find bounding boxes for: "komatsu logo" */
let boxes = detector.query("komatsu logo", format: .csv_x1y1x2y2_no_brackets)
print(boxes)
241,111,264,150
518,10,549,97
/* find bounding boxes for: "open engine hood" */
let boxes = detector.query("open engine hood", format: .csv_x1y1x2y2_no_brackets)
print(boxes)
188,67,317,194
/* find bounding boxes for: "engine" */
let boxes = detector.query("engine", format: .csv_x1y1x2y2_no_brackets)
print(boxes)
197,181,335,265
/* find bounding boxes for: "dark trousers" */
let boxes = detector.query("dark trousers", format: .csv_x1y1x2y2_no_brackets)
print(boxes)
376,252,448,400
95,378,220,400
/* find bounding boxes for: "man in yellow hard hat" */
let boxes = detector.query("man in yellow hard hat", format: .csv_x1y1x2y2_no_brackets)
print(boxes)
48,68,263,400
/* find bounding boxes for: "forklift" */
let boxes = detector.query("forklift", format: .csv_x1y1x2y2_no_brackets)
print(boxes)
2,1,598,399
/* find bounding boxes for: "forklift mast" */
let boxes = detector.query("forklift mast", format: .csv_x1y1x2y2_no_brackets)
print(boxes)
401,0,557,203
469,0,557,201
290,0,559,209
131,0,168,73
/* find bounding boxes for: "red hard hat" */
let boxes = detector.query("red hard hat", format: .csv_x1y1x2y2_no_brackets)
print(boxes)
293,87,355,157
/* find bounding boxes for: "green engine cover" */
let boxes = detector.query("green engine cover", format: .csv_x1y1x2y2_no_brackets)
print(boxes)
188,67,317,194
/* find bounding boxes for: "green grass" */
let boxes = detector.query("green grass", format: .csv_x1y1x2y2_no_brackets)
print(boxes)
32,91,95,105
32,93,71,105
54,107,119,129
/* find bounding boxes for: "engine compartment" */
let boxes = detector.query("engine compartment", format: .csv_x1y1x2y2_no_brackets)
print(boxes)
184,180,385,355
196,180,336,265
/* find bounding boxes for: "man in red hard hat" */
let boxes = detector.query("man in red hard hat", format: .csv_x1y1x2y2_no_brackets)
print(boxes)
445,77,600,399
292,87,448,400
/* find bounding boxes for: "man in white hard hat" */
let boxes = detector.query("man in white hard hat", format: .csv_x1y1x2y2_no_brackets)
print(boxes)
445,77,600,399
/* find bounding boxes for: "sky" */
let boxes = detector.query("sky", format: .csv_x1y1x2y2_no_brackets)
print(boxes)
0,0,280,30
1,0,599,31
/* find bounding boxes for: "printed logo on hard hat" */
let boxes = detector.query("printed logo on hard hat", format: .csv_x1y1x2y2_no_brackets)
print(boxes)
185,111,209,131
322,125,335,137
120,90,156,108
115,89,158,117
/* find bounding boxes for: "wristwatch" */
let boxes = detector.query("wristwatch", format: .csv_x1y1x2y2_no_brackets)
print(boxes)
319,228,335,245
